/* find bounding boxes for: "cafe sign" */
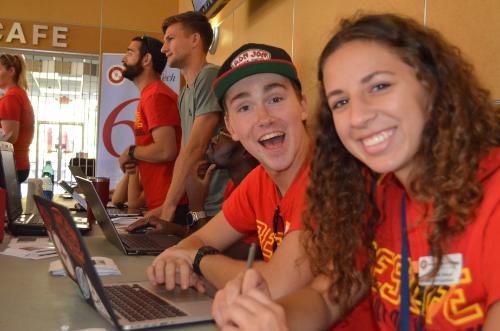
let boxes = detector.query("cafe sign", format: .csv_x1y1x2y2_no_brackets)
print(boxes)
0,21,68,48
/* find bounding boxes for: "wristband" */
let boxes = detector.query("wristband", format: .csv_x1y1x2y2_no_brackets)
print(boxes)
192,246,220,276
186,211,207,226
128,145,136,160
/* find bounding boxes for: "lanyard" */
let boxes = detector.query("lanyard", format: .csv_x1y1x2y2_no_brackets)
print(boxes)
400,193,410,331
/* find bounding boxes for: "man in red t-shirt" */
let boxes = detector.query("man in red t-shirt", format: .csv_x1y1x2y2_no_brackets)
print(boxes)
118,36,187,215
146,44,313,299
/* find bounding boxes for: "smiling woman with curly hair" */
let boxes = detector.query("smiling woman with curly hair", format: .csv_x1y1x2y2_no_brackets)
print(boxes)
211,13,500,331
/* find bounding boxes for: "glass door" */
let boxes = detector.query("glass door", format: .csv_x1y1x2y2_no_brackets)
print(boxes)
37,122,84,184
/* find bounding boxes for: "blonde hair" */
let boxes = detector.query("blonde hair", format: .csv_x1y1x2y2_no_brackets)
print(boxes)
0,54,28,90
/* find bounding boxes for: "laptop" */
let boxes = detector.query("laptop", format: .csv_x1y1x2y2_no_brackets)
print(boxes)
68,164,89,181
59,179,88,210
68,165,141,218
75,176,180,255
0,142,89,236
33,195,213,330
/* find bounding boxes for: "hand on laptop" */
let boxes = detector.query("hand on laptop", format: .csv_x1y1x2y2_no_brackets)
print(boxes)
147,246,206,293
212,269,285,331
126,216,187,236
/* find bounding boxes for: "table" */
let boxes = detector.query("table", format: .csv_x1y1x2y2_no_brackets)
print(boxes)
0,224,217,331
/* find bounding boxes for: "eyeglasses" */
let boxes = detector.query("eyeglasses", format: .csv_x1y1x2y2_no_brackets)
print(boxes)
272,206,284,252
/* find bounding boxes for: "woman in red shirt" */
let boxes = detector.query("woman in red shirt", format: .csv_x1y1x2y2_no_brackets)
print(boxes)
212,14,500,331
0,54,35,183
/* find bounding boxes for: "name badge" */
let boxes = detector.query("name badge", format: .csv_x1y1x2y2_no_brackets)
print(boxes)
418,253,463,286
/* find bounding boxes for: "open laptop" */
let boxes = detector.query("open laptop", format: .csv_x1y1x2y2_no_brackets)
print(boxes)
68,165,141,217
75,176,180,255
33,195,213,330
59,179,88,210
0,142,89,236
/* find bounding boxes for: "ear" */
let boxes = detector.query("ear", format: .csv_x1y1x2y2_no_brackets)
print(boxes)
142,53,153,68
299,94,309,121
224,114,240,142
191,32,201,49
7,67,16,79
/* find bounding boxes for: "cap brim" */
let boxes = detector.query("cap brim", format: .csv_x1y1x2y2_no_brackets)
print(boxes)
213,61,300,103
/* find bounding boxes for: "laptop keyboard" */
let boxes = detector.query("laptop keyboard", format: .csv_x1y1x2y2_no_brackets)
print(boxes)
120,235,164,250
105,284,187,321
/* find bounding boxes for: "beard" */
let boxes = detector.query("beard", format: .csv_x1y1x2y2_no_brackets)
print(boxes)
122,61,144,81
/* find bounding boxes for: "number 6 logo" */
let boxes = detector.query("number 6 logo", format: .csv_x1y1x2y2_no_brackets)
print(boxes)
102,98,139,157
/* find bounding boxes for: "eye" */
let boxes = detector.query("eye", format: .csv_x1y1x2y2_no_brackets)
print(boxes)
330,98,348,111
237,104,251,113
270,96,284,104
372,82,390,92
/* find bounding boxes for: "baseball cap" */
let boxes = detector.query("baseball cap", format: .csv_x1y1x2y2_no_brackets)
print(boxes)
212,43,301,107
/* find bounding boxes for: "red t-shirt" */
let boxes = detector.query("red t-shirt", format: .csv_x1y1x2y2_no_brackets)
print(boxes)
0,86,34,170
223,161,309,261
223,178,235,200
224,161,377,330
134,80,186,209
372,147,500,330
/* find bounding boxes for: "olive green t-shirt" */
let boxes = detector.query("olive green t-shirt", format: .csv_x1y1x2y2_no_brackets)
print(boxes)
178,63,228,216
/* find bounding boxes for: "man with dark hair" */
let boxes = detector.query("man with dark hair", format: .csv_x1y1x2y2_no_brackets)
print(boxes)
119,35,187,213
129,11,228,228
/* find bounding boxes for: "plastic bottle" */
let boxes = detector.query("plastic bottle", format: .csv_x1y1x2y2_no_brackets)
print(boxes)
41,161,54,200
42,161,54,183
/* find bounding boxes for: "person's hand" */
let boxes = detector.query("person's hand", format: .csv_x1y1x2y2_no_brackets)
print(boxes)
119,147,136,172
185,160,216,211
123,161,137,175
126,216,187,236
213,269,288,331
147,246,206,292
143,206,161,219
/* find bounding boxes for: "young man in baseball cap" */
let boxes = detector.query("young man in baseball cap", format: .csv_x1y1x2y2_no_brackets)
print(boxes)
147,43,312,300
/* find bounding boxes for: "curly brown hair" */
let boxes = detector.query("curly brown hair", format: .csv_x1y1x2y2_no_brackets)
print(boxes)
303,13,500,314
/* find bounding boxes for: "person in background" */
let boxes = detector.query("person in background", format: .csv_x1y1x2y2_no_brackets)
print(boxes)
139,11,229,223
111,171,145,209
145,43,376,331
0,54,34,183
184,126,261,259
212,13,500,331
118,35,188,220
185,125,260,227
127,125,260,255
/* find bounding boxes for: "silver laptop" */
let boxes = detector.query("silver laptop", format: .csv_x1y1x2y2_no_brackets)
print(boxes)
75,176,180,255
33,195,213,330
68,166,141,217
0,142,90,235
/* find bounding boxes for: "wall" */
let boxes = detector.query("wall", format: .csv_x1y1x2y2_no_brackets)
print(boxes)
178,0,500,109
0,0,178,54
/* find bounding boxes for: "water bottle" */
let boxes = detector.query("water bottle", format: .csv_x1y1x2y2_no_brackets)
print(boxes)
41,175,53,200
41,161,54,200
42,161,54,184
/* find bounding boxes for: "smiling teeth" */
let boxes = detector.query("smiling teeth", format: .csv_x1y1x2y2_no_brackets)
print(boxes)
259,132,284,142
362,130,393,147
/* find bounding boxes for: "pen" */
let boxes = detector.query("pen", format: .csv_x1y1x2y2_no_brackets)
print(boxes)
246,242,257,269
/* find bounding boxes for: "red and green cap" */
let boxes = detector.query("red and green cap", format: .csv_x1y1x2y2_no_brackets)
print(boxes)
212,43,301,107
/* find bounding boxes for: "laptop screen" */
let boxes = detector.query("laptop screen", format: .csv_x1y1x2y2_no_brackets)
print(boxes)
0,142,23,221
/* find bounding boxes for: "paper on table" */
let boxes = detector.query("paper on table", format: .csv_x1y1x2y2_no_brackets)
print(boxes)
49,256,121,276
8,236,54,249
1,247,58,259
111,216,141,225
0,237,57,259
